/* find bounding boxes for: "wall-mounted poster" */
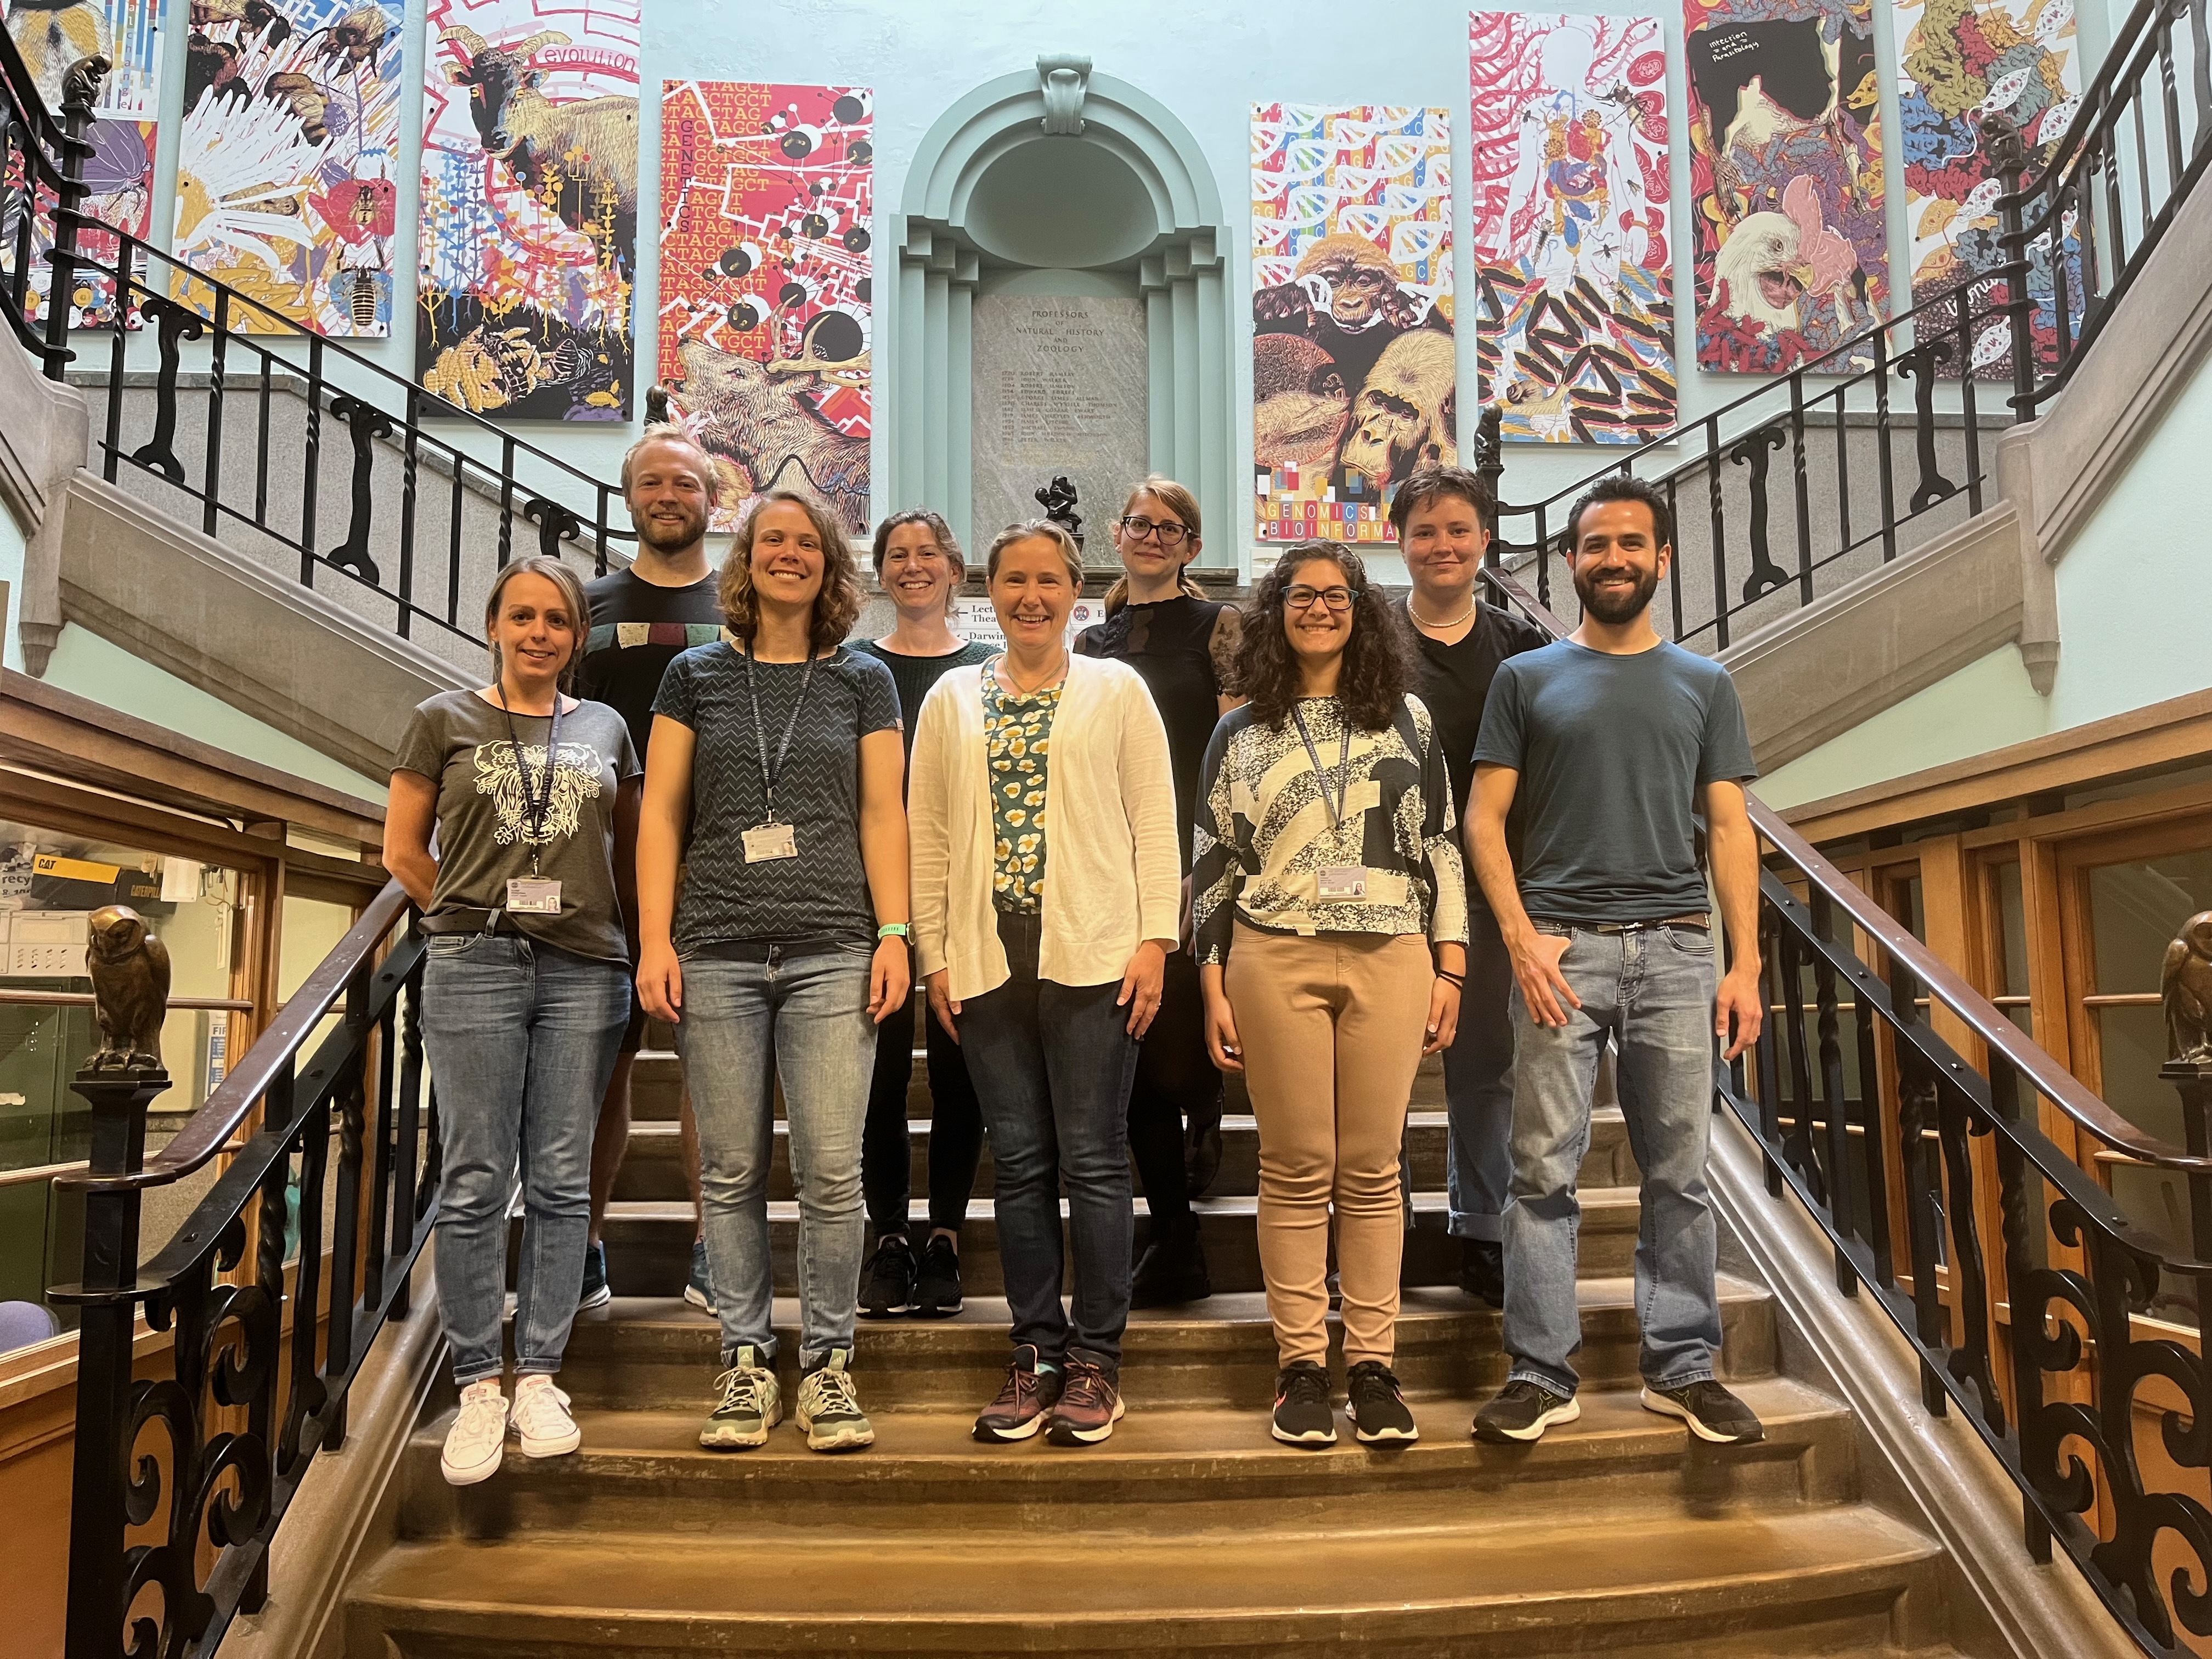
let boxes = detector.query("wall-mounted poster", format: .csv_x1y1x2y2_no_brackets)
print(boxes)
1684,0,1887,373
169,0,403,336
1251,103,1453,544
417,0,637,419
1897,0,2082,378
658,80,872,532
1469,10,1673,443
1,0,162,329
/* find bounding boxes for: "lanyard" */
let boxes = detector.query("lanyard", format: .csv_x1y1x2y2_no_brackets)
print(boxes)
1290,699,1354,832
742,640,815,823
495,686,563,876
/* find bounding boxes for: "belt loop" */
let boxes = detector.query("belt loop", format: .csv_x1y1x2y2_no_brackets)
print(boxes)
481,907,502,937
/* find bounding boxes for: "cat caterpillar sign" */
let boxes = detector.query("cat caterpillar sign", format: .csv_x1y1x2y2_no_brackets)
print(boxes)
29,855,161,911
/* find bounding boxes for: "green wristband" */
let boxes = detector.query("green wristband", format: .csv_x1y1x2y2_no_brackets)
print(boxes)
878,922,910,940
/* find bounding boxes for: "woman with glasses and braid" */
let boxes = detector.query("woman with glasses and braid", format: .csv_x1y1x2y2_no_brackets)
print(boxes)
1192,540,1468,1448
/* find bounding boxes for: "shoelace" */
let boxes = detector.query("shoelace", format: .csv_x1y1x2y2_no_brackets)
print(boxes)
454,1390,507,1443
806,1366,861,1418
1279,1367,1330,1407
713,1366,766,1415
989,1361,1037,1412
1350,1366,1400,1403
511,1383,569,1435
1059,1361,1111,1412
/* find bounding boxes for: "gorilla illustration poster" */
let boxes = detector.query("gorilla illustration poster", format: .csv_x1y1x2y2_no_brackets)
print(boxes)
167,0,402,336
1683,0,1888,373
657,80,872,533
1469,10,1674,444
417,0,638,419
1251,103,1453,544
1897,0,2081,379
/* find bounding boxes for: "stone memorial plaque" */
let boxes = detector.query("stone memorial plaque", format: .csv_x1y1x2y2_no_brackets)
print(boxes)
971,293,1150,553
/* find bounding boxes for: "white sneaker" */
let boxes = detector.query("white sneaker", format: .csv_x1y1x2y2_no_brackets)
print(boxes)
508,1375,582,1458
441,1380,507,1486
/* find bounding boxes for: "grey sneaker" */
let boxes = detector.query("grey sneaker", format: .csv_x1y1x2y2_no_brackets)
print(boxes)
699,1346,781,1450
796,1347,874,1452
683,1238,715,1312
1472,1379,1579,1443
1641,1380,1765,1444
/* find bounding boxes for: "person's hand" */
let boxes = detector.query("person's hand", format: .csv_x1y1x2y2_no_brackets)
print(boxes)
637,939,683,1024
1203,988,1243,1073
926,968,962,1044
1508,927,1580,1028
1423,977,1462,1057
1716,962,1764,1061
868,936,910,1024
1118,939,1169,1037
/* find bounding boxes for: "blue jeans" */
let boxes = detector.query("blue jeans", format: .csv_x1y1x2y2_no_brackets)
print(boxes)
957,911,1139,1367
1503,922,1721,1397
423,934,630,1386
678,946,875,1369
1443,905,1515,1242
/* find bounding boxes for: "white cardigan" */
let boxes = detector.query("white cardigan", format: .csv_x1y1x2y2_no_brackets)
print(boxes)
910,654,1182,1001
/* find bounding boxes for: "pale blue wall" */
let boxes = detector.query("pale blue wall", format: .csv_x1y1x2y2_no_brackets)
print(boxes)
0,504,23,673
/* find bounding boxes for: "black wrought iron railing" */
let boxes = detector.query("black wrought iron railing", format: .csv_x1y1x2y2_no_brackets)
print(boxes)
54,882,432,1659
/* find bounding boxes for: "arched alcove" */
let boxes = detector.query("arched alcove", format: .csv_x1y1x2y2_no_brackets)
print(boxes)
891,61,1231,560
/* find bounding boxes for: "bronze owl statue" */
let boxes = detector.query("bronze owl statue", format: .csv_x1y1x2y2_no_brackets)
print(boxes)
86,904,171,1073
2163,910,2212,1067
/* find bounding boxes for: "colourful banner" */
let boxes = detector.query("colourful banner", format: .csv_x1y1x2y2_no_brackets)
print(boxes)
1252,103,1453,544
170,0,402,336
1684,0,1887,373
417,0,637,419
657,80,873,532
1470,10,1673,443
1898,0,2083,377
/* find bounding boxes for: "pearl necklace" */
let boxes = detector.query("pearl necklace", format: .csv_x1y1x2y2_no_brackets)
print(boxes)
1406,592,1475,631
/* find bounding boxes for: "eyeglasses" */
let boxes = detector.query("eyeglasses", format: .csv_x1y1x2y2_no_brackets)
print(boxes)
1284,585,1359,613
1118,515,1191,548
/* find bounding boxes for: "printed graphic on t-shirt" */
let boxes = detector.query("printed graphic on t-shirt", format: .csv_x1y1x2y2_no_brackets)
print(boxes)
472,741,605,846
586,621,730,654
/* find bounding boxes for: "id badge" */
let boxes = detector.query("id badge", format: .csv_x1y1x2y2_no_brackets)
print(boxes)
1317,865,1369,902
506,877,562,915
742,821,798,862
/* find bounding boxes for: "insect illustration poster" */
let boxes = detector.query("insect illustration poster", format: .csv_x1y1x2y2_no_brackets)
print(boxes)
169,0,402,336
1469,10,1673,444
658,80,873,532
417,0,638,419
1897,0,2081,378
1252,104,1453,544
1684,0,1888,373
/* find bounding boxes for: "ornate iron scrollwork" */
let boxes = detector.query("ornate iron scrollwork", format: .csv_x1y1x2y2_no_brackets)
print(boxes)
1728,422,1791,603
325,394,392,584
523,495,584,560
129,297,205,486
1896,343,1960,514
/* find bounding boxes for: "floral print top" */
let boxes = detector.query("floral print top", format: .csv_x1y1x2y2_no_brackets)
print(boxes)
981,663,1063,915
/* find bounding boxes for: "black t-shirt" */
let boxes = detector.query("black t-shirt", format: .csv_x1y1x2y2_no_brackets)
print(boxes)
578,567,727,760
1410,600,1547,911
852,637,996,764
1076,595,1239,872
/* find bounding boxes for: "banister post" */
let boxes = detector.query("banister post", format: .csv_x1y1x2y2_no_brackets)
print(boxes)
1982,111,2037,422
1475,402,1504,556
41,50,106,382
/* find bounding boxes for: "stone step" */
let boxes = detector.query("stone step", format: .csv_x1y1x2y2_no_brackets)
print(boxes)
547,1280,1778,1413
345,1502,1945,1657
399,1375,1855,1543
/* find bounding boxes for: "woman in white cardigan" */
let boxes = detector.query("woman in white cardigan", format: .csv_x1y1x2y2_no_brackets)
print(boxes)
910,518,1181,1449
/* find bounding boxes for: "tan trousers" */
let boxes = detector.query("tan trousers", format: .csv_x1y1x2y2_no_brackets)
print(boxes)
1224,924,1434,1367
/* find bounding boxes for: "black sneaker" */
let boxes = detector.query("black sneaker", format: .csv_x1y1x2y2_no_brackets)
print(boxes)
913,1233,964,1318
1345,1361,1418,1444
579,1240,611,1311
1130,1217,1212,1307
1641,1380,1765,1445
1271,1359,1336,1446
973,1345,1063,1442
1472,1379,1580,1443
1458,1238,1504,1308
1184,1111,1224,1198
857,1232,916,1318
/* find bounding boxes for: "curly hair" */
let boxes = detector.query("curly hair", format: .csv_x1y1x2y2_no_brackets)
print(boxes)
719,490,863,654
1234,540,1415,732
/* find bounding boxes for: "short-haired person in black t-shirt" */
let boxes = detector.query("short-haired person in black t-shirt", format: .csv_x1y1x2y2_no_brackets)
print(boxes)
1391,467,1545,1310
573,426,727,1316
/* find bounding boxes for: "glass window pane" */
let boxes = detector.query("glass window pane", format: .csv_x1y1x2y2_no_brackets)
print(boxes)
2087,848,2212,997
1994,860,2032,1036
2097,1005,2185,1144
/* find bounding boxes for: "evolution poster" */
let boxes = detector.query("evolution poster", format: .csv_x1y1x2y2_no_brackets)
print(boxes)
417,0,638,419
658,80,872,532
1469,10,1674,444
1251,103,1453,544
169,0,402,336
1897,0,2081,378
1684,0,1888,373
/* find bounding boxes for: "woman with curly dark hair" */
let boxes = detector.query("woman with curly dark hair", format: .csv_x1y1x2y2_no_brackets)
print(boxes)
1190,540,1469,1449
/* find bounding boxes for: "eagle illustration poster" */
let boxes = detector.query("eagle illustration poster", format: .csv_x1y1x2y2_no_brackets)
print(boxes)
1252,103,1453,544
417,0,638,419
1684,0,1888,373
1469,10,1674,444
658,80,873,533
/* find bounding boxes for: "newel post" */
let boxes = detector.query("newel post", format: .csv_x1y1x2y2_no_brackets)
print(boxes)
41,50,106,381
1982,111,2037,422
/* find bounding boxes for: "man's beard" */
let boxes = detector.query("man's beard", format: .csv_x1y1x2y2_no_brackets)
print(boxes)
1573,562,1659,625
633,504,707,553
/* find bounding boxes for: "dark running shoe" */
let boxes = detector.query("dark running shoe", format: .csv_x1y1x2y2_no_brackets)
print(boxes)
913,1233,964,1317
682,1237,715,1312
1472,1379,1579,1443
857,1232,916,1318
973,1344,1063,1442
578,1239,611,1311
1046,1356,1125,1446
1184,1111,1224,1197
1641,1380,1765,1445
1458,1238,1504,1308
1346,1361,1418,1444
1130,1217,1212,1307
1271,1360,1336,1447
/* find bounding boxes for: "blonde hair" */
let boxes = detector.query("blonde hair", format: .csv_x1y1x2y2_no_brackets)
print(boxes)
870,508,966,616
985,519,1084,585
719,491,864,654
619,424,721,501
1104,476,1204,613
483,555,591,691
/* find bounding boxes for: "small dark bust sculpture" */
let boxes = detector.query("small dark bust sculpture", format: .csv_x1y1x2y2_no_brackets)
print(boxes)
1035,476,1082,546
86,904,172,1073
2164,910,2212,1066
